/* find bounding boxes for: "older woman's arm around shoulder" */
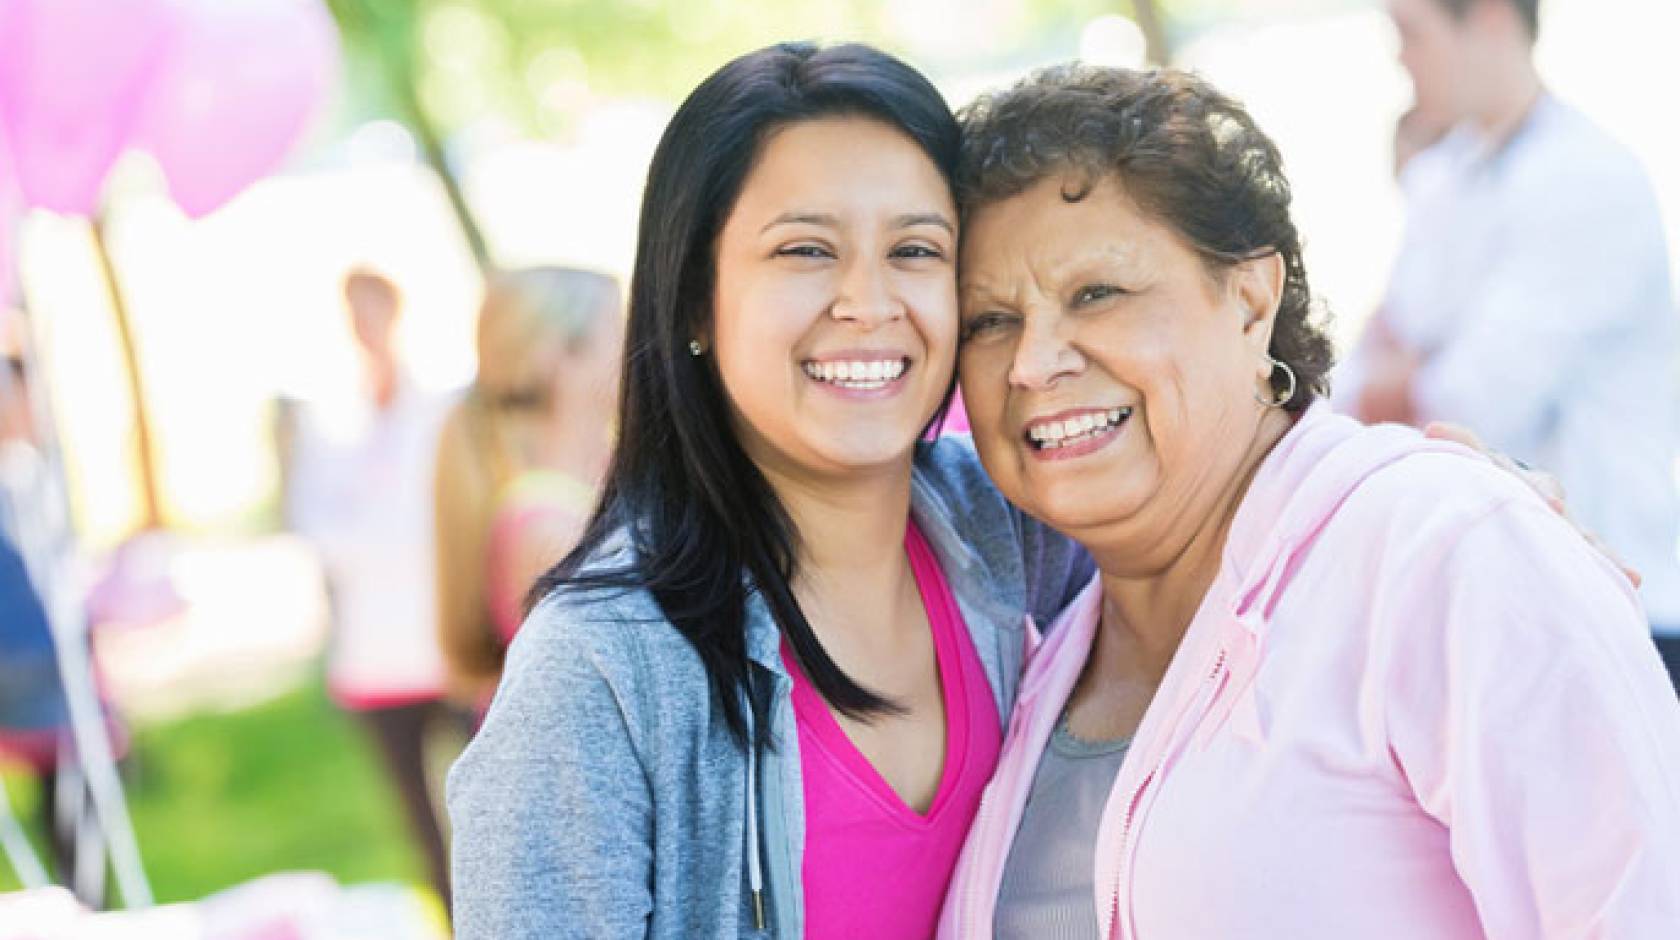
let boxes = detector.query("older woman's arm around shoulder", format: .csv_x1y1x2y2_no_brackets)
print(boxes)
1383,489,1680,937
447,603,654,939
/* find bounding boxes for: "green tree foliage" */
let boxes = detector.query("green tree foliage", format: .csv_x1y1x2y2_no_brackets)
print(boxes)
325,0,1184,137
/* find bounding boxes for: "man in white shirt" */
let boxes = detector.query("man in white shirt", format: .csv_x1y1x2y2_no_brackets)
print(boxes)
1338,0,1680,683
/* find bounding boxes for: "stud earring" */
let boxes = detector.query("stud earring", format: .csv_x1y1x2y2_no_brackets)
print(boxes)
688,340,703,357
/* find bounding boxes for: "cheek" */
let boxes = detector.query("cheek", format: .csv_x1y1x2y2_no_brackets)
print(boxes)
711,285,793,423
956,343,1026,486
956,342,1011,436
1147,349,1256,476
714,273,810,363
1123,323,1241,448
909,279,960,364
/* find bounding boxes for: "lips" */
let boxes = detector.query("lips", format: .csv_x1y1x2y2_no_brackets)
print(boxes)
1024,406,1132,450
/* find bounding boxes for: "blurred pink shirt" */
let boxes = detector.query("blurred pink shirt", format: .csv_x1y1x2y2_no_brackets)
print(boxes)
485,469,594,646
942,402,1680,938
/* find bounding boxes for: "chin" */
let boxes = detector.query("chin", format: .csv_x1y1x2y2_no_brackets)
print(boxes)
1028,477,1148,536
807,427,922,472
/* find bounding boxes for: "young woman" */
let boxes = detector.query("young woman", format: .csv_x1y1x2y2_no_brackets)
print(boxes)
446,43,1090,939
433,266,622,708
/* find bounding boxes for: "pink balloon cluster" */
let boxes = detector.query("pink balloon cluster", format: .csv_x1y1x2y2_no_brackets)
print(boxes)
134,0,340,219
0,0,339,298
0,123,17,306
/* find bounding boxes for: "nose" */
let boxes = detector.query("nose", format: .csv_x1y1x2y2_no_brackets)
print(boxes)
1008,313,1082,389
830,256,903,329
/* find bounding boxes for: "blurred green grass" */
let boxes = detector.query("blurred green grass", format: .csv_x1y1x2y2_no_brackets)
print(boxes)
1,679,432,903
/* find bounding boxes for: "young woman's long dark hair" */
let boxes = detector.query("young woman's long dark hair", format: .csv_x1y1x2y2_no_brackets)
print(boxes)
529,42,961,750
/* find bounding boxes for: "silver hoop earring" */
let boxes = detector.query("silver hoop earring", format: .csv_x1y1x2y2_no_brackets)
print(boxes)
688,340,703,357
1255,355,1297,408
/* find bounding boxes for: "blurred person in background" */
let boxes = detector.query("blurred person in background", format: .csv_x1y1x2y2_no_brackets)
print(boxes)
0,307,123,905
432,267,621,710
0,307,73,889
1337,0,1680,686
276,266,459,910
1391,105,1450,178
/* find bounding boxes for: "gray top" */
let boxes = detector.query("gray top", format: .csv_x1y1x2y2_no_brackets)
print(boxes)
994,718,1132,940
447,436,1093,939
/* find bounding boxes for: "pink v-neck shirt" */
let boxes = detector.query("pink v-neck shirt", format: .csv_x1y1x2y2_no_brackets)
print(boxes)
785,522,1002,939
943,403,1680,938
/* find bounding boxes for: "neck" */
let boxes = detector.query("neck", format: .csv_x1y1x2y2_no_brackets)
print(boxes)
1473,59,1543,149
760,455,917,637
364,356,399,411
1087,408,1293,677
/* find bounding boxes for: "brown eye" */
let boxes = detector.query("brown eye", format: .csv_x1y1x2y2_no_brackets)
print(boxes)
892,243,944,260
776,244,833,259
1073,284,1124,306
960,311,1017,342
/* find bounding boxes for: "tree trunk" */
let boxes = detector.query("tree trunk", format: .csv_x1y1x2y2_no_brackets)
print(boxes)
1132,0,1171,66
338,0,493,273
92,214,164,532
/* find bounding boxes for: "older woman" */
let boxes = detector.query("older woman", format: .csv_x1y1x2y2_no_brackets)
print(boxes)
940,66,1680,938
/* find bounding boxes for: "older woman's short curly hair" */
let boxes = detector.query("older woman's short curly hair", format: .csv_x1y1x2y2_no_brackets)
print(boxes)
957,65,1333,411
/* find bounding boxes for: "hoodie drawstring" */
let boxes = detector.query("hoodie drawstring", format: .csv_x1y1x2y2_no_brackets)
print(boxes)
743,674,768,932
746,735,766,930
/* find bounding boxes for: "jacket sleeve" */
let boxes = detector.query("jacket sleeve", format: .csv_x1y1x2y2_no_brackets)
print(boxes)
1017,509,1096,630
1384,495,1680,937
448,607,655,938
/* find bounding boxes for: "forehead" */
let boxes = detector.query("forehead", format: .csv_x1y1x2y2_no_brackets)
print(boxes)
730,115,952,218
961,175,1177,283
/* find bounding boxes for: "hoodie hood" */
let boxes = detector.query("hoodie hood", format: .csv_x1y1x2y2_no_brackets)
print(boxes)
1220,401,1478,645
1167,402,1479,771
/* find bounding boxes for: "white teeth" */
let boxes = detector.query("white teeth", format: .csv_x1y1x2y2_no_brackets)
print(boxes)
1027,407,1132,449
804,357,908,389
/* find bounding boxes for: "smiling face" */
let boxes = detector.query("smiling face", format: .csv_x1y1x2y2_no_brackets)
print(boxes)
958,174,1281,559
710,115,958,484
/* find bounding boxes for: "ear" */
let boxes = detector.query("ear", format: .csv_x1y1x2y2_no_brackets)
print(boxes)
1234,251,1286,357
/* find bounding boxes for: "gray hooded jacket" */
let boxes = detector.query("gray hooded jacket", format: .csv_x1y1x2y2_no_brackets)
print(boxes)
448,436,1091,938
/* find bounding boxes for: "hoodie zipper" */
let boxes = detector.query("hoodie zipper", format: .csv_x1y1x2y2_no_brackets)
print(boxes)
958,703,1028,935
1107,647,1231,939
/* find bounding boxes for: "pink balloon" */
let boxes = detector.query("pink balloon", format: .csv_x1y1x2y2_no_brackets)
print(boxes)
0,127,17,305
0,0,180,215
134,0,339,219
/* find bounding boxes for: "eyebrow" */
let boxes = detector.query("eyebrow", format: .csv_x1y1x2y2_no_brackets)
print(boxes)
760,211,955,235
958,278,1005,306
894,212,955,234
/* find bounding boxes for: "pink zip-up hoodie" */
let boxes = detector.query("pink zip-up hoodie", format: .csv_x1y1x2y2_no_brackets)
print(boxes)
941,402,1680,938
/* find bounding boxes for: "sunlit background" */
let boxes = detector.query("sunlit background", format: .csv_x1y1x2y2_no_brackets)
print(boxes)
21,0,1680,545
4,0,1678,931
